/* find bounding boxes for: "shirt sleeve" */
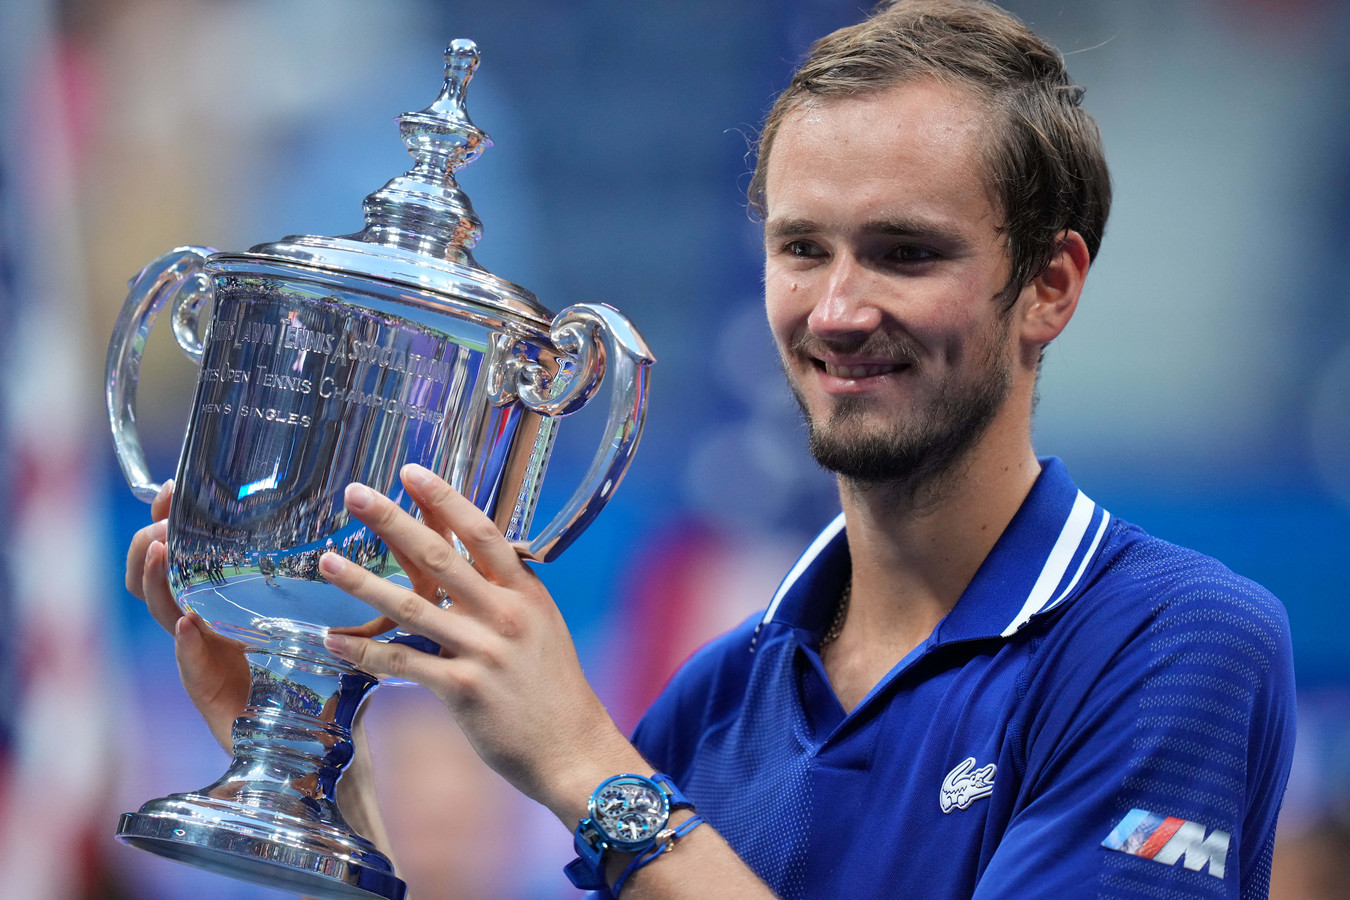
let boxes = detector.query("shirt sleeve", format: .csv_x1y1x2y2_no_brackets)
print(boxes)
630,613,764,780
972,563,1296,900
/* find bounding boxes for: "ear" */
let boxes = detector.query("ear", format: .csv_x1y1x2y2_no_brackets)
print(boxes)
1018,230,1090,349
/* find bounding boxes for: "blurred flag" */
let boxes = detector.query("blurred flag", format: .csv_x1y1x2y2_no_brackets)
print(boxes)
0,2,119,898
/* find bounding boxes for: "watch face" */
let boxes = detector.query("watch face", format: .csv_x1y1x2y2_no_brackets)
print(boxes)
590,775,669,848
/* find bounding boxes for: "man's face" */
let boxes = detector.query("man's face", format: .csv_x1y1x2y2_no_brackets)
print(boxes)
763,79,1022,485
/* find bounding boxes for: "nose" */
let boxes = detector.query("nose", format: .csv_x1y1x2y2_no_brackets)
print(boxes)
806,253,881,338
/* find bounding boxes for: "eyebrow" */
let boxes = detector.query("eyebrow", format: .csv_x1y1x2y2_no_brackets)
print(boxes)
763,217,818,239
765,215,971,246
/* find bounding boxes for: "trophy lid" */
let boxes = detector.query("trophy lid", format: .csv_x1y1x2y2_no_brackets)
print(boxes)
226,40,553,325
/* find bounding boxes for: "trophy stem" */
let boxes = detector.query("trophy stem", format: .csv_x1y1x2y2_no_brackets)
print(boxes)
117,627,406,900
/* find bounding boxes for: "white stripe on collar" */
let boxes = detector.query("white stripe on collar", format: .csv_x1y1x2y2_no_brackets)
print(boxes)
999,491,1103,637
1038,508,1110,619
758,497,1108,638
759,513,846,628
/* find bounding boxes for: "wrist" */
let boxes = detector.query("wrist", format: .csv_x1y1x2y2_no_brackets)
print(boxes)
611,810,706,896
543,739,650,828
564,772,698,892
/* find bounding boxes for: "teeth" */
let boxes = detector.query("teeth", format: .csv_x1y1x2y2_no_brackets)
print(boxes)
824,362,902,378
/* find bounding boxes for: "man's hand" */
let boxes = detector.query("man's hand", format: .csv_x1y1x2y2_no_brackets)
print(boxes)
128,467,775,897
124,480,250,751
317,463,643,825
318,472,778,899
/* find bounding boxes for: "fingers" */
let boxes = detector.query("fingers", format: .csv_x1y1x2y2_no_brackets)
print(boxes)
342,482,488,604
150,479,174,522
174,613,248,752
319,551,471,650
173,615,218,704
329,614,399,639
382,538,446,602
125,480,173,599
398,464,528,583
323,632,449,686
125,518,167,598
142,540,182,634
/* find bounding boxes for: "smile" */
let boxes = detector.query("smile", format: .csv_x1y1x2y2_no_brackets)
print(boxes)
821,361,906,379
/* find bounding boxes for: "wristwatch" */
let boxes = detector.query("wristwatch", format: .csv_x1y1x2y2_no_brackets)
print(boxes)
564,772,695,890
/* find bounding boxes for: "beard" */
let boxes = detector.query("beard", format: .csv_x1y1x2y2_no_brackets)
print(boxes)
786,325,1013,489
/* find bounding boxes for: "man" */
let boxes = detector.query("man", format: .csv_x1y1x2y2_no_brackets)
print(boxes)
128,1,1295,897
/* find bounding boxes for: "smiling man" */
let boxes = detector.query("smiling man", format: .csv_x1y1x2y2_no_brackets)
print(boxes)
609,5,1291,896
128,1,1295,898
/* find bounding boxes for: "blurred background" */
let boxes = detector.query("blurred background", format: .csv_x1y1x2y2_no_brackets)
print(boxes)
2,0,1348,897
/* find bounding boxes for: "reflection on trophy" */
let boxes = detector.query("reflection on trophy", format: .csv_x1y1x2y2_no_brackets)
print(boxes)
104,40,653,900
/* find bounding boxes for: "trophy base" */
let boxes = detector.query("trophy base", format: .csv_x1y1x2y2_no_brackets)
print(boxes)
117,793,406,900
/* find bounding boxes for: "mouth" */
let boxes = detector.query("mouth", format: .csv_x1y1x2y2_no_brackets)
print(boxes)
820,360,906,379
788,333,921,393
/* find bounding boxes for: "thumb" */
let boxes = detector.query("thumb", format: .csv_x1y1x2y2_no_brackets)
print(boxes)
174,615,242,751
172,614,211,690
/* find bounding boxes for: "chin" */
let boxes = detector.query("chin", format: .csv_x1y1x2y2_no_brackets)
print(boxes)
802,380,1010,488
808,430,939,484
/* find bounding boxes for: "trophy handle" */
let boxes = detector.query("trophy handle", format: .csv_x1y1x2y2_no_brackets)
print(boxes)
510,303,654,563
105,246,217,502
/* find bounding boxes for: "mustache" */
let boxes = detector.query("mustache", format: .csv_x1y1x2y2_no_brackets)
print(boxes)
788,330,922,365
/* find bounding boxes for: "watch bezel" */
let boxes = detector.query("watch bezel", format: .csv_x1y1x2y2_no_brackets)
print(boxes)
586,773,672,853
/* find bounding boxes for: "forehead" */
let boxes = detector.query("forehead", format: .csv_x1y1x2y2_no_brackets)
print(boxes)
764,79,1000,232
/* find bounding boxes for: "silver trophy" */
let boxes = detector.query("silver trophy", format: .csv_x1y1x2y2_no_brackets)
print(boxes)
105,40,653,900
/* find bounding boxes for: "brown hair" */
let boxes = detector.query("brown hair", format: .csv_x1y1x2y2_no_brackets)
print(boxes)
748,0,1112,300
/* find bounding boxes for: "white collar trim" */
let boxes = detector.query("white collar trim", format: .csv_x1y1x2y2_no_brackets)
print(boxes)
759,513,846,628
999,491,1109,636
757,493,1109,639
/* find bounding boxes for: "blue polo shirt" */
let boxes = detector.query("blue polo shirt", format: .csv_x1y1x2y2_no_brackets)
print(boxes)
629,459,1295,899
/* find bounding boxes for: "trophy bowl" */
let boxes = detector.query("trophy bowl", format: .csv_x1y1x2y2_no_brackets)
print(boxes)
105,40,652,900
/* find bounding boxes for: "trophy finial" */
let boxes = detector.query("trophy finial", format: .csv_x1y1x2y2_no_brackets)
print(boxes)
408,39,489,171
355,39,494,265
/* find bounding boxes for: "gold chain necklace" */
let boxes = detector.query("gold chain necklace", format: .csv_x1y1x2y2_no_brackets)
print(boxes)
820,579,851,648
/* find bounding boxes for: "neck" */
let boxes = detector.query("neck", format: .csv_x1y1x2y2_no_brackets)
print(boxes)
821,422,1040,715
836,400,1041,646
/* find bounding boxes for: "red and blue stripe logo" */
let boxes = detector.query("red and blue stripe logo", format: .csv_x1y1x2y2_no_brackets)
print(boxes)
1102,809,1230,879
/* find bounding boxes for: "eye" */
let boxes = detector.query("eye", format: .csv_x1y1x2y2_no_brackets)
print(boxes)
889,244,939,264
781,239,824,259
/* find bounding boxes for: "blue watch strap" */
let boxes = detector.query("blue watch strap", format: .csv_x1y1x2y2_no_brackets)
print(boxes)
565,818,608,889
565,846,607,889
651,772,694,811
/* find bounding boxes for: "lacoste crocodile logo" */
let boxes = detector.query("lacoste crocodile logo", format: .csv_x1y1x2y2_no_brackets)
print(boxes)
940,757,996,814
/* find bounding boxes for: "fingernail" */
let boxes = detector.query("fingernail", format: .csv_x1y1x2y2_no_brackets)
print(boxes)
155,479,174,502
324,634,348,655
402,463,433,488
320,552,346,576
345,483,375,511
